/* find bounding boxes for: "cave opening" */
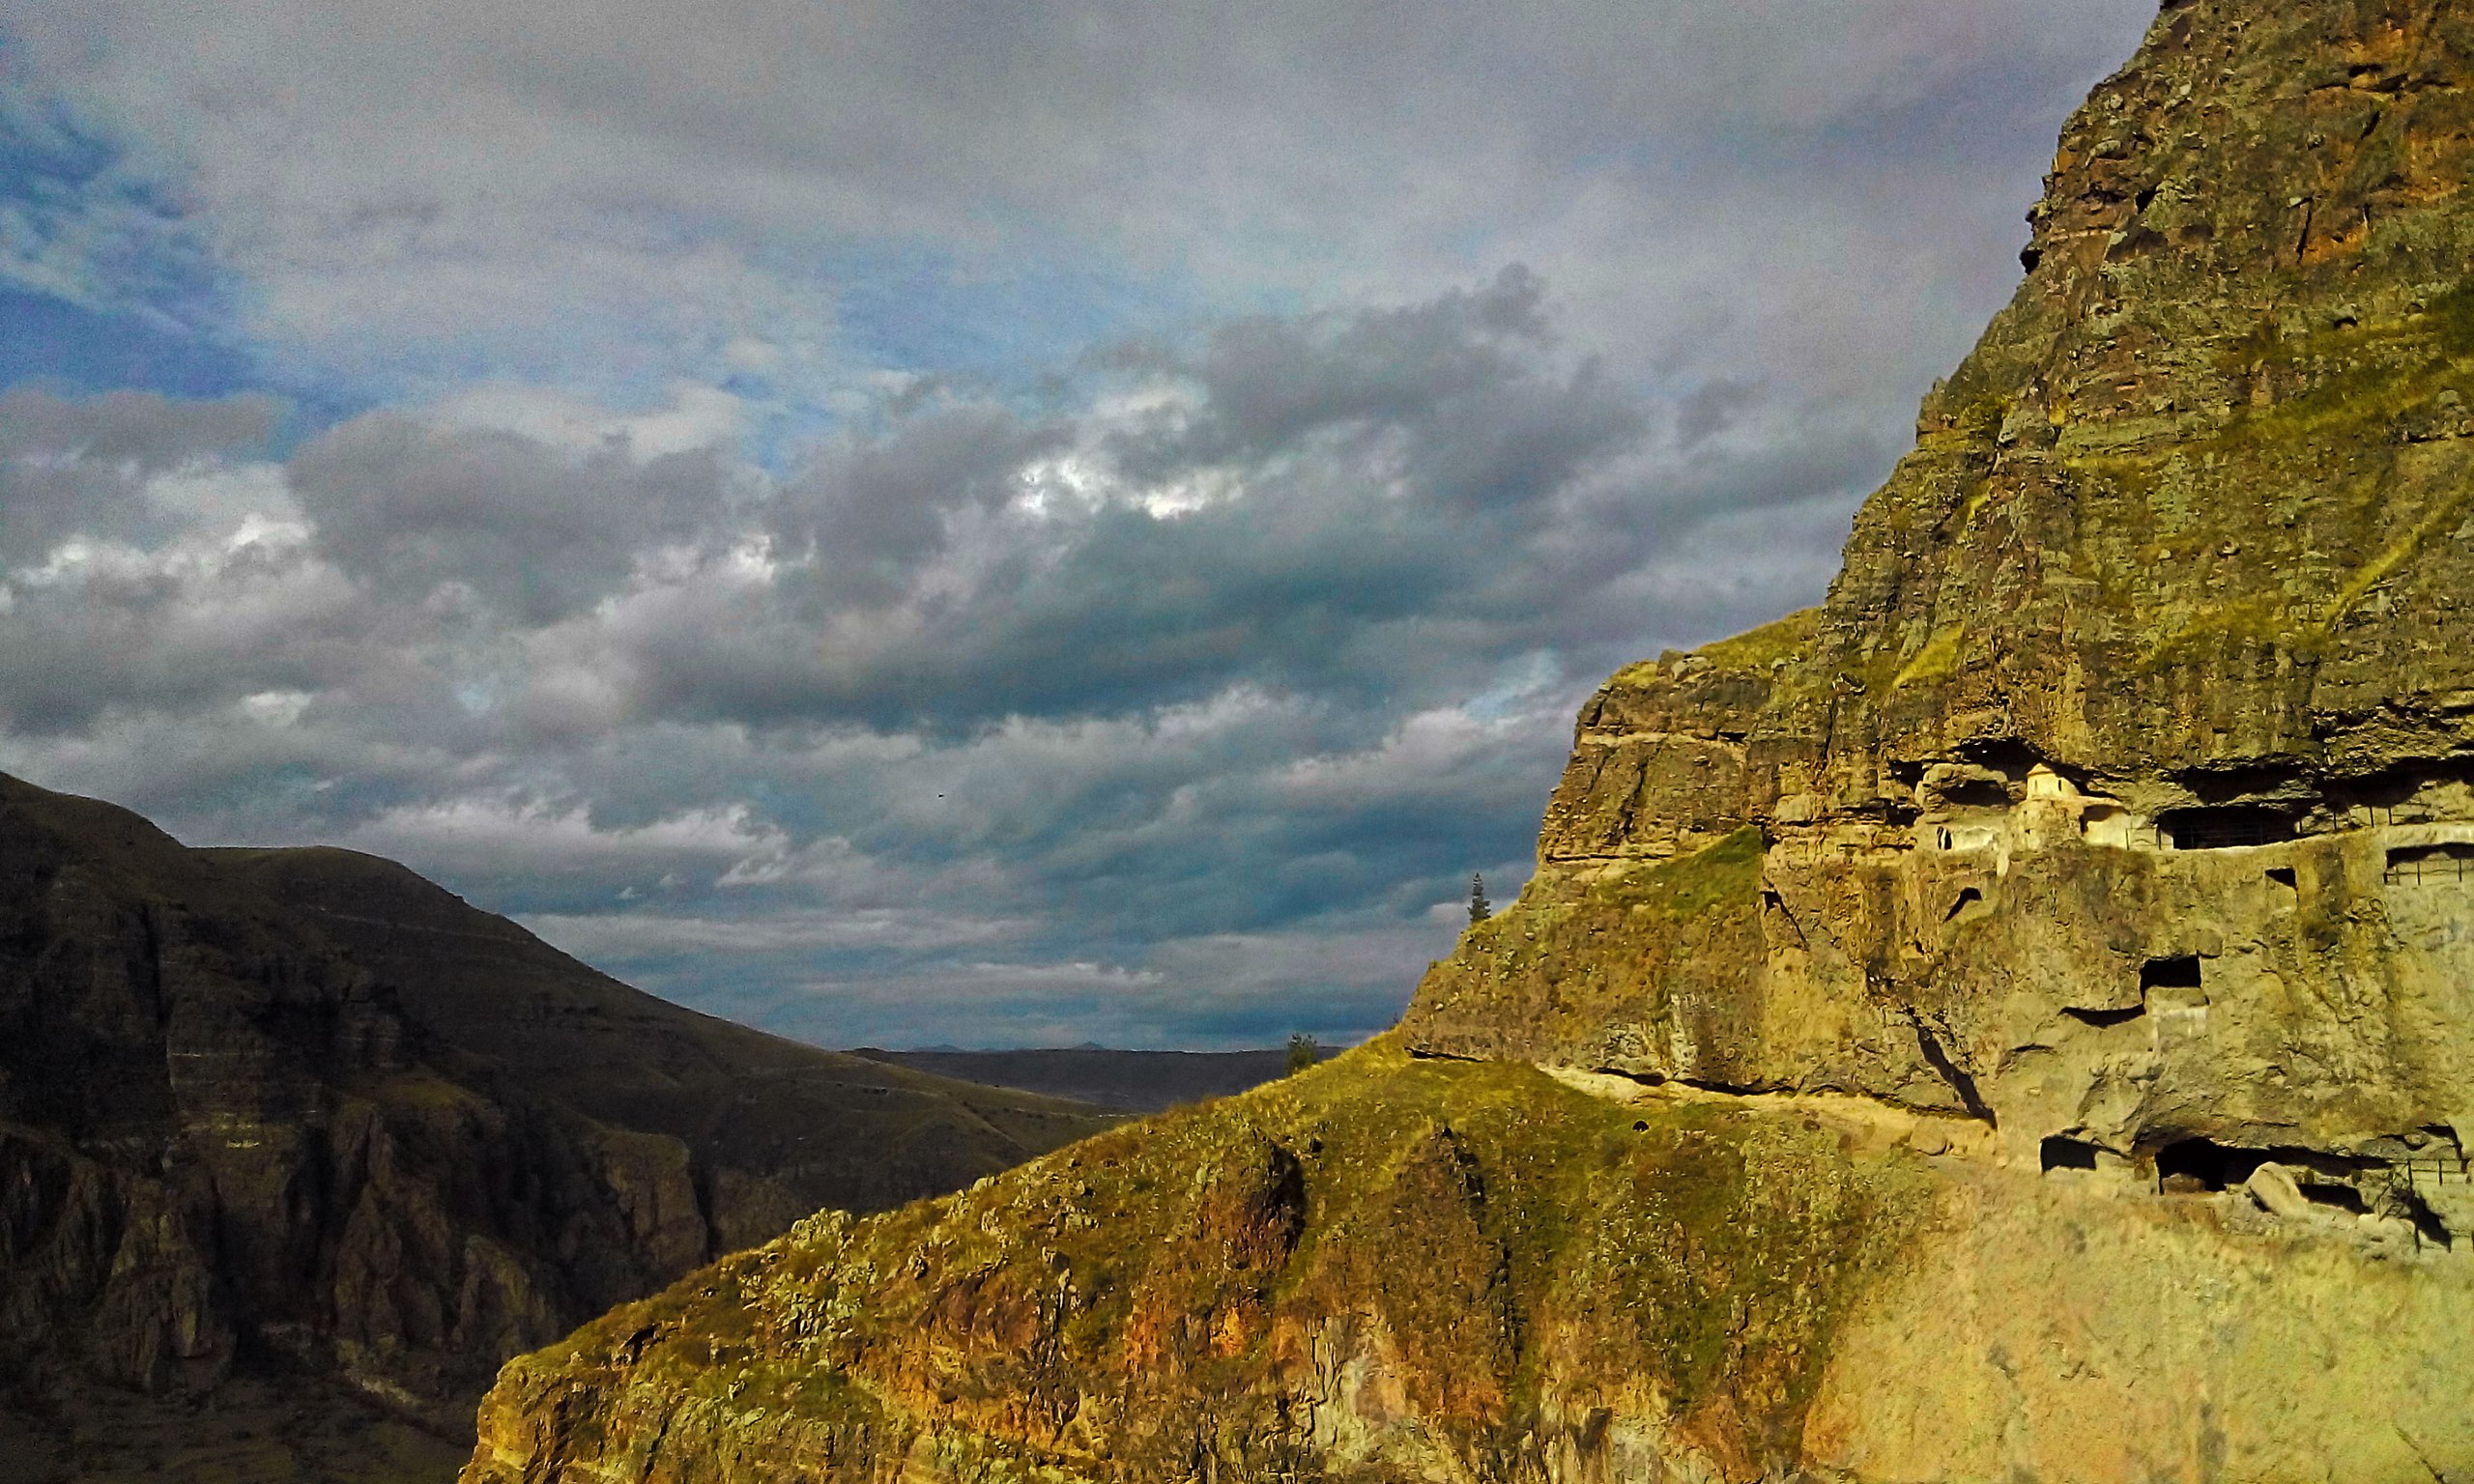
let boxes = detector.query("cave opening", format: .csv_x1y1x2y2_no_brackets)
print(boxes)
2154,1138,2269,1191
2150,1137,2373,1194
2158,806,2297,851
1939,778,2012,809
2040,1136,2101,1172
2173,763,2308,805
2141,956,2203,991
2386,843,2474,885
1955,738,2056,781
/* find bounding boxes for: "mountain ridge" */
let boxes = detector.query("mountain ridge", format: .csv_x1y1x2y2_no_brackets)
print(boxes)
0,770,1120,1480
846,1046,1332,1112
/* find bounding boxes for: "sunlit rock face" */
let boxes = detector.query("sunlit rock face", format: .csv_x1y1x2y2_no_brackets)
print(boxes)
1408,0,2474,1206
1412,703,2474,1204
458,5,2474,1481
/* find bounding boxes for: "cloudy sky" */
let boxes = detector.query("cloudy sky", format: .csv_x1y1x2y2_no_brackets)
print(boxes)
0,0,2156,1048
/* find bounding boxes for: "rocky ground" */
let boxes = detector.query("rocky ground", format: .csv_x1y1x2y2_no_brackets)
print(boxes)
464,1041,2474,1483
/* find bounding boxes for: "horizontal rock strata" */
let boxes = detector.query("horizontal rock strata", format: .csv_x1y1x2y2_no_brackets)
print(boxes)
0,772,1118,1457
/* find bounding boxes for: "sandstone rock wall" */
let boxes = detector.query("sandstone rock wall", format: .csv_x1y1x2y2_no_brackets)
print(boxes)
1403,0,2474,1212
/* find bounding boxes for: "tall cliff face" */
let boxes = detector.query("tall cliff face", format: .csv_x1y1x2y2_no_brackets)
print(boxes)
1405,0,2474,1184
459,6,2474,1481
0,772,1118,1471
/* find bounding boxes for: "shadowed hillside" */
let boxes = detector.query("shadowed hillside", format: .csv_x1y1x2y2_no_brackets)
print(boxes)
0,771,1120,1482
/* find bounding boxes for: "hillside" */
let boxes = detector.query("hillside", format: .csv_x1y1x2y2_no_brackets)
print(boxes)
0,772,1119,1481
848,1046,1323,1113
462,3,2474,1479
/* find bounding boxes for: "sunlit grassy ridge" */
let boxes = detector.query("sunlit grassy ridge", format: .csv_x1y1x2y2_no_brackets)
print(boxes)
492,1039,1934,1480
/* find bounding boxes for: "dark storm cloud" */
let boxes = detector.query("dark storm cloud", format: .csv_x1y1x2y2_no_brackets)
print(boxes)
609,269,1652,733
0,0,2166,1044
0,268,1884,1051
288,414,728,623
1105,268,1612,502
770,401,1069,607
0,385,282,558
0,270,1836,1049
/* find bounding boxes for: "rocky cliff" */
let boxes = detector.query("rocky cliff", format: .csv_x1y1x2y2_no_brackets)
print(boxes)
460,4,2474,1480
1403,0,2474,1190
0,771,1119,1478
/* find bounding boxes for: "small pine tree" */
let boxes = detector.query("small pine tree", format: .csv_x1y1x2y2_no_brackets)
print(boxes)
1285,1032,1320,1075
1468,872,1491,925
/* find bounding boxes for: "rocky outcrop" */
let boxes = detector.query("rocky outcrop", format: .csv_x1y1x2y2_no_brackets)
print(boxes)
0,772,1119,1467
458,3,2474,1480
1404,0,2474,1200
462,1048,1914,1484
463,1044,2474,1484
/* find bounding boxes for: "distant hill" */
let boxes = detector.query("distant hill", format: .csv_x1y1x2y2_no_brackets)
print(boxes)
0,771,1121,1480
849,1045,1331,1112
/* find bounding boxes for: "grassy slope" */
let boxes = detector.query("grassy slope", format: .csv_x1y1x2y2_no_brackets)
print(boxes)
473,1040,1934,1482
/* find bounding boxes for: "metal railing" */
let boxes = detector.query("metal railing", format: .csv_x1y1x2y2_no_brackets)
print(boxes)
2399,1155,2471,1193
2385,851,2474,886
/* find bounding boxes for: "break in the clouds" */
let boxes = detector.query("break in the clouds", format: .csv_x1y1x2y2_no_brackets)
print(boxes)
0,2,2158,1046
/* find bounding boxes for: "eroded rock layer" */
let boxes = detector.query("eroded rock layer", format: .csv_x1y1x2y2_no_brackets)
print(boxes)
458,4,2474,1480
1406,0,2474,1193
462,1046,2474,1484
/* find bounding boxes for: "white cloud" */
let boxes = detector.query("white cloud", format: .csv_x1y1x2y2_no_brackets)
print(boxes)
523,905,1033,958
421,383,747,460
0,0,2169,1047
340,794,797,882
143,461,302,532
12,0,2153,414
238,689,314,728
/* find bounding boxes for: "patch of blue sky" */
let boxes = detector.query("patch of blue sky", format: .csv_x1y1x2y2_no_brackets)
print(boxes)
0,285,252,399
659,232,1226,472
818,237,1199,385
4,79,1268,479
1,90,223,331
0,86,372,436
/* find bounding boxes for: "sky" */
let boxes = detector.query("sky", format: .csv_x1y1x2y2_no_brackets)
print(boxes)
0,0,2158,1049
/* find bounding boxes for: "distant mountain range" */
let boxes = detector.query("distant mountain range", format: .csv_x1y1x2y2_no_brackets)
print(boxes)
849,1044,1333,1112
0,771,1121,1481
